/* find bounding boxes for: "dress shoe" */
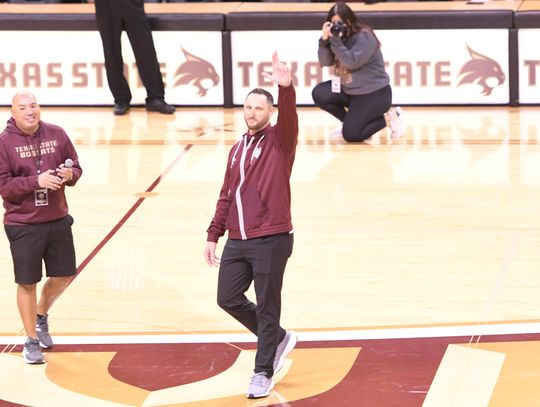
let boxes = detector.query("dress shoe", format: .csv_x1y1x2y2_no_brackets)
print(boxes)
146,99,176,114
113,103,130,116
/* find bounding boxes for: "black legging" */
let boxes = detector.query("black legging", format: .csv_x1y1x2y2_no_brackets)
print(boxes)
312,82,392,142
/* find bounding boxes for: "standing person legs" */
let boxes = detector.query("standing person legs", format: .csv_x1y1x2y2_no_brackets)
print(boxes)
217,238,259,335
94,0,132,106
6,224,47,340
249,234,293,377
123,2,166,103
217,234,293,377
36,277,73,319
5,216,77,364
17,275,72,352
37,215,77,338
16,283,38,341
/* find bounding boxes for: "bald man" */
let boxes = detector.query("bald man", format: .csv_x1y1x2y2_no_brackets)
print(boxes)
0,91,83,364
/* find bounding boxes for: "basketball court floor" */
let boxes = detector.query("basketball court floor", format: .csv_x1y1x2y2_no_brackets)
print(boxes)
0,104,539,406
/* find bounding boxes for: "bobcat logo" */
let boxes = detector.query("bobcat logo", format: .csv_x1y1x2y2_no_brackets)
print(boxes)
457,46,505,96
173,47,220,97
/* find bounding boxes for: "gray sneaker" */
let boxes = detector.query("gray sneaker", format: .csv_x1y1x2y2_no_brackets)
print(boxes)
22,338,45,364
273,330,297,375
36,314,53,348
246,372,274,399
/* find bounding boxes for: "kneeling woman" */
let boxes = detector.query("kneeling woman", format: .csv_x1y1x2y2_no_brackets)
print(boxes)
312,2,401,142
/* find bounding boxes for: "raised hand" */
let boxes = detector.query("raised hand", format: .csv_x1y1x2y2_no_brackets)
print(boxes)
262,51,292,88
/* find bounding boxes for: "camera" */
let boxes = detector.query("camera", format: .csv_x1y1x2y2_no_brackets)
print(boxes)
330,21,348,37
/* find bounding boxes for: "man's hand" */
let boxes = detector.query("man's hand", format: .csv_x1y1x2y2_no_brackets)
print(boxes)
38,170,62,191
204,241,221,267
56,164,73,184
262,51,292,88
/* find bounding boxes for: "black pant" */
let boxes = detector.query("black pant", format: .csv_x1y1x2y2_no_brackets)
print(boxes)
94,0,165,104
312,82,392,142
217,233,293,378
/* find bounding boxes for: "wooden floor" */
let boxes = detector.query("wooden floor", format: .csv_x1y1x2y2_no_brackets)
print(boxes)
1,105,540,406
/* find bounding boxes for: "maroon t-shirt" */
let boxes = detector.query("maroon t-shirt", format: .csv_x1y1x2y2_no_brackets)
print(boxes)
0,118,82,225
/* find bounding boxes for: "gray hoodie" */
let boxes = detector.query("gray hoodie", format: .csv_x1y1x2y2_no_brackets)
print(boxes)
318,30,390,95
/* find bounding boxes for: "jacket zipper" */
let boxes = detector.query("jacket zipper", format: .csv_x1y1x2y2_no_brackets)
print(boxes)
235,136,254,240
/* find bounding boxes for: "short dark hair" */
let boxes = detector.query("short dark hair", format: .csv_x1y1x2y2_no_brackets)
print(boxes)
246,88,274,105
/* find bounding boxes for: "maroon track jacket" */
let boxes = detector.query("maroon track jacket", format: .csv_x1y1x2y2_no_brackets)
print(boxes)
207,85,298,242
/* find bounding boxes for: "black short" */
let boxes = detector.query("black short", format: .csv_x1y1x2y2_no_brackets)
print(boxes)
4,215,77,284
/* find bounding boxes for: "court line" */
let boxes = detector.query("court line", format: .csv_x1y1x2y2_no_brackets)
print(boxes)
4,317,540,338
2,322,540,346
0,329,24,355
444,234,521,407
72,144,193,281
468,233,522,347
0,144,193,355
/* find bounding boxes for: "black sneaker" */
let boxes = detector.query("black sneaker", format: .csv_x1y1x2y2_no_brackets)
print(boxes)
113,103,130,116
22,337,45,364
146,99,176,114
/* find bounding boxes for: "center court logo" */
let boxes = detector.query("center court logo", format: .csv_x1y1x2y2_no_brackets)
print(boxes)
173,47,220,97
0,345,359,405
457,45,506,96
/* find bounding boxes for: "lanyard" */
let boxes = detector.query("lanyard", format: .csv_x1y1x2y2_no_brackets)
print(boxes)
24,128,43,175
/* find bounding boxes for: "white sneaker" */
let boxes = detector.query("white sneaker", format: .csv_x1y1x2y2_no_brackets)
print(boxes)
246,372,274,399
388,106,404,138
273,331,297,375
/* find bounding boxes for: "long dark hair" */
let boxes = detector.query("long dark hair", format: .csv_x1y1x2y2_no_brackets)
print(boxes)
326,2,380,45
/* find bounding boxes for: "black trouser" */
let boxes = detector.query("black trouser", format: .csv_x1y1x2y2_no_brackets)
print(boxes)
94,0,165,104
312,82,392,142
217,233,293,378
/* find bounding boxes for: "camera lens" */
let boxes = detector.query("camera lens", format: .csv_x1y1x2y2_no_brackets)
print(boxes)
330,21,345,37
